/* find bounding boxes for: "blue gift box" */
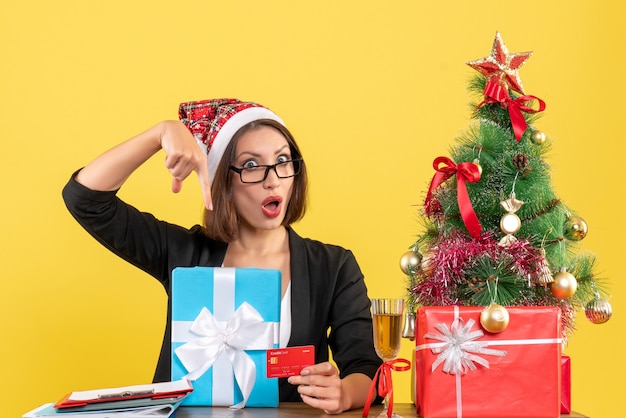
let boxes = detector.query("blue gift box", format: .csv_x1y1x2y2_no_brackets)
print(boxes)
171,267,281,408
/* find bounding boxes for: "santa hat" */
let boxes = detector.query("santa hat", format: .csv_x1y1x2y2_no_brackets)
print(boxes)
178,98,285,185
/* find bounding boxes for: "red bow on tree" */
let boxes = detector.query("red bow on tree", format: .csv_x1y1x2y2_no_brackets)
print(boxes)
480,80,546,141
424,156,482,239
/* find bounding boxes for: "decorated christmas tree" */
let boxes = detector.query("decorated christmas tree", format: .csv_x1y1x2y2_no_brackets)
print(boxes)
400,32,612,340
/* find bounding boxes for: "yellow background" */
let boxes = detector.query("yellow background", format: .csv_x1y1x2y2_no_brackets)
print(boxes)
2,1,623,417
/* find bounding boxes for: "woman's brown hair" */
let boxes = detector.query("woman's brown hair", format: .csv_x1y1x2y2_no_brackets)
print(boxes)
202,119,308,242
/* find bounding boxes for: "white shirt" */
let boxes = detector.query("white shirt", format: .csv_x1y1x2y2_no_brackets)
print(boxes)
280,281,292,347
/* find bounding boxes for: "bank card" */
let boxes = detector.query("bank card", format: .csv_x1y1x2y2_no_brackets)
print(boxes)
266,345,315,378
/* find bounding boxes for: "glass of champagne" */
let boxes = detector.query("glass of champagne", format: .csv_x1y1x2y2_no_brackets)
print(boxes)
371,298,404,418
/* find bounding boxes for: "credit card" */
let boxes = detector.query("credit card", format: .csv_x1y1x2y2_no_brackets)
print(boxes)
266,345,315,378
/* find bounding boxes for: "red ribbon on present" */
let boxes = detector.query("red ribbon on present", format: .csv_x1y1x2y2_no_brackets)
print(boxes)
362,358,411,418
424,156,482,239
480,80,546,141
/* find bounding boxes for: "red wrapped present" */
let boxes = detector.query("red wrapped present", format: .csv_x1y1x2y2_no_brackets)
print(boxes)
561,355,571,414
414,306,562,418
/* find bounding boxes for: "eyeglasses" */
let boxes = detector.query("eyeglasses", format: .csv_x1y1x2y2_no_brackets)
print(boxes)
229,159,302,184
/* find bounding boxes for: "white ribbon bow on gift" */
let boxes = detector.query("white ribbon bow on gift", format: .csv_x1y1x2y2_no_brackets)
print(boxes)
424,317,507,375
174,302,276,409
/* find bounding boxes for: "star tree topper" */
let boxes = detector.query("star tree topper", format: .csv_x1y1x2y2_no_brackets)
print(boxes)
467,32,533,95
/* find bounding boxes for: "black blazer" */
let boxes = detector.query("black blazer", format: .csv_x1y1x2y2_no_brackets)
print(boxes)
63,173,382,402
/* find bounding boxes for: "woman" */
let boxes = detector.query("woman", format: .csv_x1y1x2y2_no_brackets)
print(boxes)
62,99,382,414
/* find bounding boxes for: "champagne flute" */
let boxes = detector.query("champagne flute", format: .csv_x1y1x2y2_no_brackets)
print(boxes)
371,298,404,418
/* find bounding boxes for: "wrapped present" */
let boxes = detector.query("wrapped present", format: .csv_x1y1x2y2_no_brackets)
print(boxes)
414,306,562,418
171,267,281,408
561,355,571,414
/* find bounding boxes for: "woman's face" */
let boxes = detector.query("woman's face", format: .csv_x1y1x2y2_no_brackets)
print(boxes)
231,125,295,233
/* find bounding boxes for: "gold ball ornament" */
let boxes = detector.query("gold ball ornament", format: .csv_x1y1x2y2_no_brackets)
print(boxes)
564,215,588,241
420,253,434,276
472,158,483,176
400,250,422,275
585,297,613,324
550,270,578,299
500,213,521,235
531,129,546,144
480,303,510,333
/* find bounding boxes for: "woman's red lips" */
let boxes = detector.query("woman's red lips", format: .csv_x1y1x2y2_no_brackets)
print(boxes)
262,195,283,218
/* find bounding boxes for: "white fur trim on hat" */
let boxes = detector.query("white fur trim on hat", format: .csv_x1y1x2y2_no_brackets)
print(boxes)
207,107,285,186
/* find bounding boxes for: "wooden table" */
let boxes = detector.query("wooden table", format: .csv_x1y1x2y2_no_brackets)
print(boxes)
175,403,589,417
